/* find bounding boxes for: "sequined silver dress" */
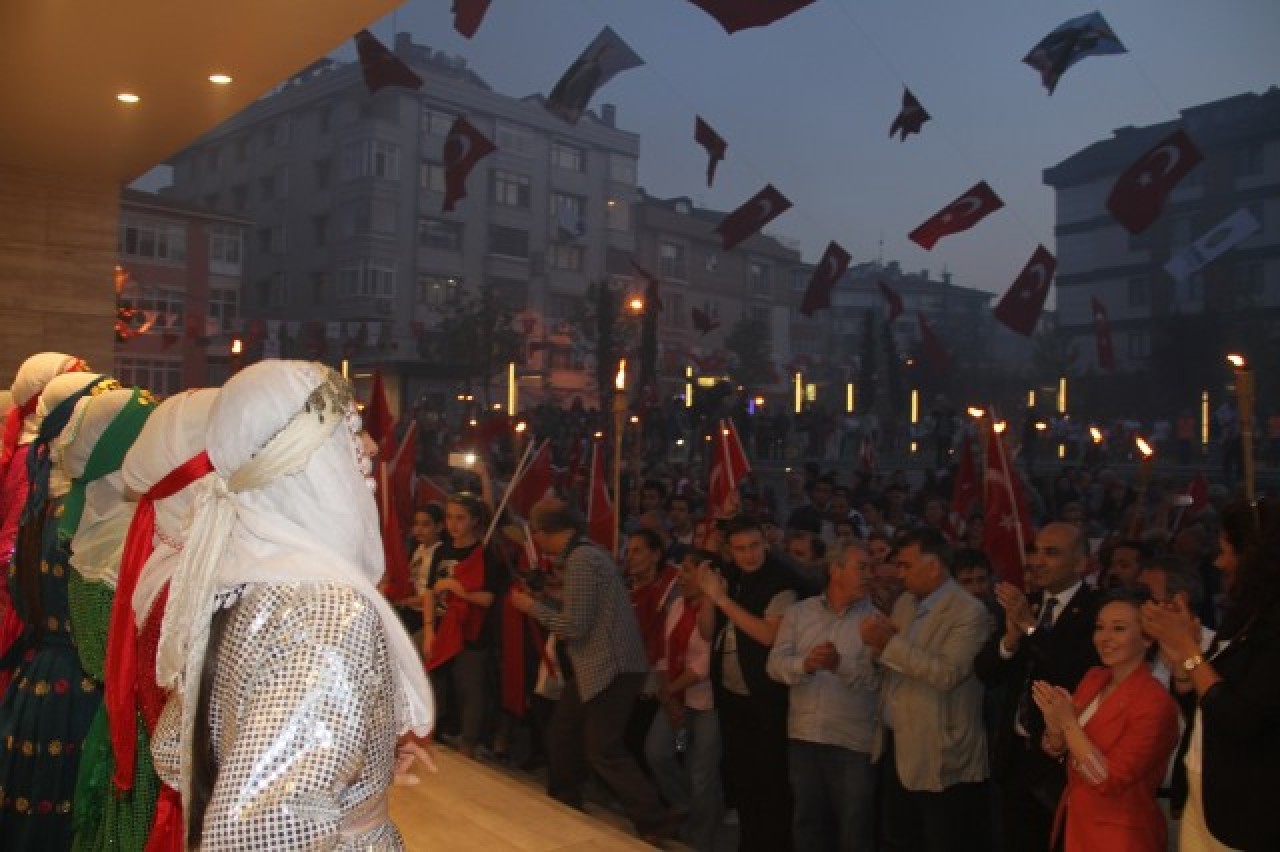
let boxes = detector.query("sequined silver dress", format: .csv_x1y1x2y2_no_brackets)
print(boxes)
153,583,404,850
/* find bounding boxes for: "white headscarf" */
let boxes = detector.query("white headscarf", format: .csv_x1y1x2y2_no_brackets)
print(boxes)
120,388,218,626
38,372,110,498
59,388,140,586
12,352,87,444
158,360,433,813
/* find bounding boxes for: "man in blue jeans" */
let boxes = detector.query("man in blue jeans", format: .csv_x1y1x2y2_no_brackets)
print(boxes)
767,539,881,850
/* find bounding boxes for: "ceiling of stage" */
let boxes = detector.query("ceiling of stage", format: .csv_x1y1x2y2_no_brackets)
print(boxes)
0,0,403,184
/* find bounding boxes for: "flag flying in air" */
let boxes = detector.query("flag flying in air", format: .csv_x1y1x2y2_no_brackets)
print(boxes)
1091,297,1116,371
993,245,1056,336
354,30,423,94
917,314,951,374
908,181,1005,250
546,26,644,126
695,116,728,187
889,87,931,141
800,242,852,316
1023,11,1126,95
452,0,492,38
877,279,904,324
442,116,497,213
715,184,792,251
1165,208,1260,283
1106,128,1203,234
685,0,817,34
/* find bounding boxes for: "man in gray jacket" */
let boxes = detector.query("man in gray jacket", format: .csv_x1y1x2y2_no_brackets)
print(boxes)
860,528,992,852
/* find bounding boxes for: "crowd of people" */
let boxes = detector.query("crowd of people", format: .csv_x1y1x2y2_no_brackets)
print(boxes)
0,351,1277,852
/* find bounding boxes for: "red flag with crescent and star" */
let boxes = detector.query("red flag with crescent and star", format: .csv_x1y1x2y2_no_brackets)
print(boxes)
686,0,816,33
354,30,423,94
993,245,1056,336
909,181,1005,250
877,279,904,324
1106,128,1203,234
1092,296,1116,371
981,423,1034,586
889,87,930,141
452,0,492,38
708,419,751,519
715,184,792,251
695,116,727,187
442,116,497,213
800,242,852,316
586,441,616,553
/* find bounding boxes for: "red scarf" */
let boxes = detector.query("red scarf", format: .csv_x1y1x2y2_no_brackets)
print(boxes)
666,598,702,691
104,451,214,792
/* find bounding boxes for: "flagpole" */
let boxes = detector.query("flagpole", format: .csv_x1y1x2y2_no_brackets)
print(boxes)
483,436,540,548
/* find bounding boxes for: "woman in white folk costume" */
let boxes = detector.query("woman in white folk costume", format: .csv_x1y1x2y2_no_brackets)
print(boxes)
57,385,159,850
0,369,114,851
151,360,434,850
109,388,218,852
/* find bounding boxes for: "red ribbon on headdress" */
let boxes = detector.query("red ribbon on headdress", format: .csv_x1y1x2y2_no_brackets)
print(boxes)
105,450,214,791
0,395,39,475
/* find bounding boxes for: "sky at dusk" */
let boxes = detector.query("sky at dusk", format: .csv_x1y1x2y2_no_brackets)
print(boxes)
343,0,1279,300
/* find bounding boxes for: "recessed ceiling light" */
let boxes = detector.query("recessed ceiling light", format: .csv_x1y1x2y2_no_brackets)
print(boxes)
208,73,233,85
117,93,140,104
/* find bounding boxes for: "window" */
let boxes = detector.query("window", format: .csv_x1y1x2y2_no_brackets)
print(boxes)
312,214,329,247
488,277,527,312
314,159,332,190
419,161,446,193
341,140,400,180
418,217,464,251
256,272,289,308
659,241,686,280
311,272,327,305
1127,275,1149,307
208,287,239,332
492,169,531,208
417,275,461,308
266,117,291,148
116,356,183,397
608,154,637,184
663,292,685,329
337,263,396,299
749,261,771,298
489,225,530,258
1234,143,1264,178
1127,331,1150,359
230,184,248,211
209,224,243,275
256,225,286,255
421,108,455,137
495,121,532,155
551,142,584,172
606,198,630,231
549,243,583,271
551,193,585,239
750,304,770,325
121,287,184,335
118,216,187,262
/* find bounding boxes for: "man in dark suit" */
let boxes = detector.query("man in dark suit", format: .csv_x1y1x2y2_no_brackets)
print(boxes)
974,521,1100,852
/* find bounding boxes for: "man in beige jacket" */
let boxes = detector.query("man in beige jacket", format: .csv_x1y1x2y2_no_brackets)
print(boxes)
860,528,992,852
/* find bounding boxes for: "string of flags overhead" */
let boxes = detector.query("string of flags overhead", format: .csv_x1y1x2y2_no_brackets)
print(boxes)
346,6,1226,372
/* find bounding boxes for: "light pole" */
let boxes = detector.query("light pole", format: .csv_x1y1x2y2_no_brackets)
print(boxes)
1228,354,1256,505
613,358,627,554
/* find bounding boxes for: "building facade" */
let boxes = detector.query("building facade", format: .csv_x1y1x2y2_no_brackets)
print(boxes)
165,33,640,410
114,189,247,394
1044,88,1280,373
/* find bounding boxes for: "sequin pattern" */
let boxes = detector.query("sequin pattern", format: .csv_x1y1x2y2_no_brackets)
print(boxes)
152,583,402,851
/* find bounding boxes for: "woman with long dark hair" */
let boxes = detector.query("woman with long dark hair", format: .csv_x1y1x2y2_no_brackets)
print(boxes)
1142,498,1280,851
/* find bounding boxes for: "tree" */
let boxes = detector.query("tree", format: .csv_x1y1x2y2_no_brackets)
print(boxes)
1029,325,1080,382
567,280,640,407
724,316,774,394
432,290,524,403
883,321,906,423
858,310,879,414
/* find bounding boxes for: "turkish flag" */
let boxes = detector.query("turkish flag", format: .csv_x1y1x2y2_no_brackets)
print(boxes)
993,245,1056,336
427,545,487,670
586,441,616,553
694,116,727,187
508,439,554,519
1106,128,1203,234
386,420,419,525
1091,296,1116,371
442,116,497,213
708,419,751,519
715,184,792,251
909,180,1005,250
917,313,951,374
545,27,644,126
889,87,930,141
950,436,979,524
981,425,1034,586
363,370,395,451
686,0,816,33
354,30,423,94
877,279,904,324
800,242,852,317
380,475,413,602
452,0,492,38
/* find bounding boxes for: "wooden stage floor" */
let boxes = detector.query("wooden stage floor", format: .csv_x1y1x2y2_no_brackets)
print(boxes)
389,748,655,851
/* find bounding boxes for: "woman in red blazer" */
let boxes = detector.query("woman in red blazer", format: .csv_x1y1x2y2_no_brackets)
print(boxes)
1033,590,1180,852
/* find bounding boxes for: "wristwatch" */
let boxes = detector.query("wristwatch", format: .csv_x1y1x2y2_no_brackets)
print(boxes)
1182,653,1206,673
